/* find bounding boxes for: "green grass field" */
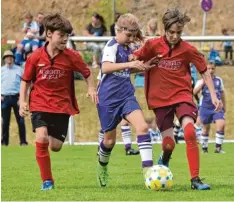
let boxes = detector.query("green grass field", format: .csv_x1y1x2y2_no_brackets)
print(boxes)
1,143,234,201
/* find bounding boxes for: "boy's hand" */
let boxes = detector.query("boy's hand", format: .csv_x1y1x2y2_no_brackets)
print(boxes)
19,102,29,117
144,55,163,71
129,60,146,71
87,87,99,104
211,96,223,112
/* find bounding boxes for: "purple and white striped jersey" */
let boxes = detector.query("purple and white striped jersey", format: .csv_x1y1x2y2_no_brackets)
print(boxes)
196,76,224,109
97,39,135,106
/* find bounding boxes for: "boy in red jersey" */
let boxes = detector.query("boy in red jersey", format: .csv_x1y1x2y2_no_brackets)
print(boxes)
133,8,222,190
19,13,98,191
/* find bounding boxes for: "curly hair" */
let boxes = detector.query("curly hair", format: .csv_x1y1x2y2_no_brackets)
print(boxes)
162,8,190,31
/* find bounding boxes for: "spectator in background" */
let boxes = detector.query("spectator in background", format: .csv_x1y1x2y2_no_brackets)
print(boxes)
83,12,107,68
110,12,121,36
222,28,233,65
1,50,27,146
144,18,161,37
15,12,40,65
35,12,46,47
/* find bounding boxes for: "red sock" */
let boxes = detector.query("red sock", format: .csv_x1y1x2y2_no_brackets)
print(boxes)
36,142,54,183
184,123,199,179
162,136,175,152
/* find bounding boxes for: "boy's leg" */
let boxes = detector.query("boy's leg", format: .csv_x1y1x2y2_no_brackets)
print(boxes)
153,106,175,167
35,127,54,190
97,129,104,155
200,124,210,153
214,116,225,153
179,103,210,190
97,129,116,187
125,110,153,170
199,107,213,153
120,119,139,155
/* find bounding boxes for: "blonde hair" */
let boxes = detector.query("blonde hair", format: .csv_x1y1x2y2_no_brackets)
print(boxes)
115,13,140,33
145,18,160,36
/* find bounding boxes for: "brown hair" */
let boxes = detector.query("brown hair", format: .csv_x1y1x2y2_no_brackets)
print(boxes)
43,13,73,34
162,8,190,31
25,12,33,19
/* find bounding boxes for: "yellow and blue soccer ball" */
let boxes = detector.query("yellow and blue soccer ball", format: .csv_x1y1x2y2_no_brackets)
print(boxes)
144,165,173,191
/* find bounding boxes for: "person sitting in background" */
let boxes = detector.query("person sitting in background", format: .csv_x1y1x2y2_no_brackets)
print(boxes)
15,12,40,65
1,50,28,146
35,12,46,47
110,12,121,36
221,28,233,65
83,12,107,68
144,18,161,37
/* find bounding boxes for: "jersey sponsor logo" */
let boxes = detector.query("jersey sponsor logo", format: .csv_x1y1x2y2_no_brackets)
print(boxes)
158,60,182,70
113,69,130,78
40,69,66,80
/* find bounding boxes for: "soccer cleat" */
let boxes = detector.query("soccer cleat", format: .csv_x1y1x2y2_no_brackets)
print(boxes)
191,177,210,190
97,163,108,187
202,148,208,153
41,180,54,191
214,147,226,154
126,148,140,155
157,152,171,167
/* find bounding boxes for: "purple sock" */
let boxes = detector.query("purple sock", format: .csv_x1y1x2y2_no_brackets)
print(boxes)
137,134,153,167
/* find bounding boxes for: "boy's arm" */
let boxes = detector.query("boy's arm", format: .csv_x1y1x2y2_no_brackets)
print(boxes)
19,81,31,117
102,60,146,74
84,73,98,104
221,91,226,112
201,71,222,111
193,79,204,95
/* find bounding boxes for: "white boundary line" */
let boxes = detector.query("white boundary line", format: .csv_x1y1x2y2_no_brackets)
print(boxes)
64,140,234,145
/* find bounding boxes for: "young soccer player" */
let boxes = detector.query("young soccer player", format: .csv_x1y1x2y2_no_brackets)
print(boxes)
132,8,223,190
96,13,156,187
194,61,226,153
19,13,98,191
97,61,139,156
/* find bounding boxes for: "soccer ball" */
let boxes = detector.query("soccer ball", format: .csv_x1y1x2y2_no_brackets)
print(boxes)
144,165,173,191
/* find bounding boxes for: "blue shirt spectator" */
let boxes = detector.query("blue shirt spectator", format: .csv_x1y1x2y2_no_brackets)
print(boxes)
1,50,27,146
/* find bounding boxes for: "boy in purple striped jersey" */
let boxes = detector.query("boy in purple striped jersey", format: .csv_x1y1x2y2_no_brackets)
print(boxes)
96,13,156,187
193,61,226,153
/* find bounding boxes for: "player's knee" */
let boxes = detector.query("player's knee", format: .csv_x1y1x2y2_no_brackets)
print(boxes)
50,145,62,152
36,135,49,143
135,122,148,134
184,123,196,141
162,136,175,152
104,139,116,148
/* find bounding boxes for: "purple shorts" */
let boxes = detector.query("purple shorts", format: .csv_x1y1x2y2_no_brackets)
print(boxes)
97,96,141,132
199,107,225,124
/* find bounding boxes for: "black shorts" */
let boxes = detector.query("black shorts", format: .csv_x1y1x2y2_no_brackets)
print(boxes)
31,112,70,142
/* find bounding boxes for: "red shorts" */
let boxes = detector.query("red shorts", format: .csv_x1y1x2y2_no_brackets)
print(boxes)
153,102,198,132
